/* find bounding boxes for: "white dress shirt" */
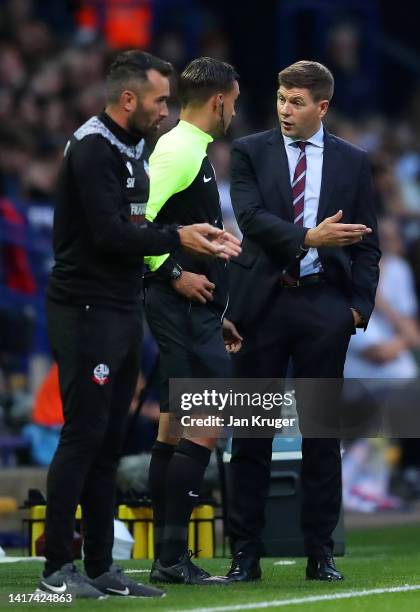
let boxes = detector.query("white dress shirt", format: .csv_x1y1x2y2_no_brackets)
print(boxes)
283,124,324,277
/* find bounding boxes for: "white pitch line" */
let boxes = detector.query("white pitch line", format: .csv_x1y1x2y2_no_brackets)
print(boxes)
170,584,420,612
273,560,296,566
123,569,150,573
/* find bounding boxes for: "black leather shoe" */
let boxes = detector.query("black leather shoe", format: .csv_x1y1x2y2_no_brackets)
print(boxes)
306,556,344,581
225,552,262,582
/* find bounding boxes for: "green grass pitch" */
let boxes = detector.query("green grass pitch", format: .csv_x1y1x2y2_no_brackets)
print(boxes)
1,525,420,611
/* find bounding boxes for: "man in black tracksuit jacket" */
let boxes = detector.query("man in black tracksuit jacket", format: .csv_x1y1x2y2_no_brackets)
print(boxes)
39,51,240,600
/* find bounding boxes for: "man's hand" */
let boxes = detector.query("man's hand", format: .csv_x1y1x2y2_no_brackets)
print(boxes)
223,318,243,353
178,224,241,259
351,308,363,328
172,271,215,304
304,210,372,248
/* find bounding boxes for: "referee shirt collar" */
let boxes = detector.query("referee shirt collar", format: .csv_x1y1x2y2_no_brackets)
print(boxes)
177,120,213,145
283,123,324,149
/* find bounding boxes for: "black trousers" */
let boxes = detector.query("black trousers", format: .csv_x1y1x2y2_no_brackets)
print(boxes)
228,283,353,559
44,299,142,575
145,281,231,412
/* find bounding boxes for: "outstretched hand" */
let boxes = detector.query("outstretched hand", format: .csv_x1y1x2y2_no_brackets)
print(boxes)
304,210,372,248
178,224,241,259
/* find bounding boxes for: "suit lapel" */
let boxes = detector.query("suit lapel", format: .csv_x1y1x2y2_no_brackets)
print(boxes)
267,129,294,221
317,130,339,223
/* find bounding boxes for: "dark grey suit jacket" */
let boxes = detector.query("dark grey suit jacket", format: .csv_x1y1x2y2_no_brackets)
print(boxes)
228,127,381,331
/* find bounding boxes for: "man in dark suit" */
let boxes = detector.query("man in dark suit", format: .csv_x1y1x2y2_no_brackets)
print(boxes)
225,61,380,582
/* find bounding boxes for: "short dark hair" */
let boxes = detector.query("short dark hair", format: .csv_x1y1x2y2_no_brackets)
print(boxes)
178,57,238,107
278,61,334,102
106,50,173,103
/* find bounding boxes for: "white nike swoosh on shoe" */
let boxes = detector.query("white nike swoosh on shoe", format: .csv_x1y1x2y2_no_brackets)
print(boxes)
106,587,130,595
40,582,67,593
203,176,212,183
188,491,199,497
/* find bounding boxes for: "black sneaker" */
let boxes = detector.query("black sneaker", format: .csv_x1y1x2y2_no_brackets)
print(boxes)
89,564,165,597
36,563,106,599
150,551,230,585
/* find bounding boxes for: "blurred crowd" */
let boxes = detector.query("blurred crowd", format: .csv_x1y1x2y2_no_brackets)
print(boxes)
1,0,420,512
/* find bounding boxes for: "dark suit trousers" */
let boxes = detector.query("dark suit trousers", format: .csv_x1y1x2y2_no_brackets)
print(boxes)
228,283,353,559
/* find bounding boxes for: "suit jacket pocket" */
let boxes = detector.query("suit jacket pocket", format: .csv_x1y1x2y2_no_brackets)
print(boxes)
231,250,257,269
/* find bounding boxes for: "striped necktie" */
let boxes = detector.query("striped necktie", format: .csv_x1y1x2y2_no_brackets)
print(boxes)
292,141,307,227
283,141,307,282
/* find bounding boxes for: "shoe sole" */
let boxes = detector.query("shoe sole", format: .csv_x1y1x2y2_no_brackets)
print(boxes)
150,574,230,586
227,576,262,582
103,592,167,598
34,587,109,599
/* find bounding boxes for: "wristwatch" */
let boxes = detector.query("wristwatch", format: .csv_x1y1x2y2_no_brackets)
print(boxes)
170,263,183,281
